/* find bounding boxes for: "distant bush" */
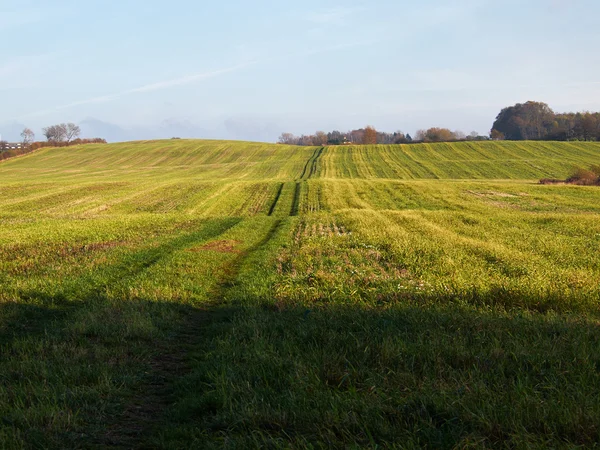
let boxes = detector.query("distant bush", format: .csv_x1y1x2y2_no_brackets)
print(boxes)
0,147,34,161
29,138,107,150
567,166,600,185
539,178,564,185
0,138,107,162
541,165,600,186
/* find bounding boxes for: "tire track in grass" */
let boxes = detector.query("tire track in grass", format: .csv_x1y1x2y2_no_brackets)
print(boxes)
292,147,324,216
103,218,287,448
290,182,301,216
268,183,285,216
307,147,324,178
210,218,285,297
299,147,319,180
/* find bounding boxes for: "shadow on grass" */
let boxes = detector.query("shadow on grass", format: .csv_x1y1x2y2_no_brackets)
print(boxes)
156,302,600,449
2,296,600,449
0,293,236,449
0,294,71,346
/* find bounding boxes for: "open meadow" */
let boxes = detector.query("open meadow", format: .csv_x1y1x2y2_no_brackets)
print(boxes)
1,140,600,448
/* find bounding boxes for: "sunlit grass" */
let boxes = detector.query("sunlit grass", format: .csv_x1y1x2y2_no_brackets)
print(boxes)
1,139,599,448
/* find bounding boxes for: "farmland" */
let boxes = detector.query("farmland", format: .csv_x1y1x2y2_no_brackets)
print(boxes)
1,139,600,448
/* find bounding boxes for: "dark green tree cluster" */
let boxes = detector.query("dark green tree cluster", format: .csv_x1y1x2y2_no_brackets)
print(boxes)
491,101,600,141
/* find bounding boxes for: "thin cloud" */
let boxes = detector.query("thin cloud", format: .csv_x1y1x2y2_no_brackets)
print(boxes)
18,37,380,120
20,37,382,119
20,62,256,119
128,64,254,93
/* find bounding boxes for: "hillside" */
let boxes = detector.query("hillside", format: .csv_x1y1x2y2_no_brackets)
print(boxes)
2,139,600,181
1,139,599,219
1,139,600,448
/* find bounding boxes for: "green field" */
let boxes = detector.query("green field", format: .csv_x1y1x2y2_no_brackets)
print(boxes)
1,139,600,448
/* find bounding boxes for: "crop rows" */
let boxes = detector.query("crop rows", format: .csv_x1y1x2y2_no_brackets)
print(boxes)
319,141,600,179
1,139,600,448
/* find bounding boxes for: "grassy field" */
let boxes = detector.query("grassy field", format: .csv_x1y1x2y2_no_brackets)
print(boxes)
1,139,600,448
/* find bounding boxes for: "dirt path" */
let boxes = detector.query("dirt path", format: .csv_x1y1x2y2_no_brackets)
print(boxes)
101,307,213,448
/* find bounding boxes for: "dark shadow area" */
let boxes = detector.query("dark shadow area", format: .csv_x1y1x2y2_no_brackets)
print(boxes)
2,295,600,448
151,301,600,449
0,294,237,449
0,295,72,346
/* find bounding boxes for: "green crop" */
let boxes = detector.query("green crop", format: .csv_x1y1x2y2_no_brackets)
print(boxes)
1,139,599,448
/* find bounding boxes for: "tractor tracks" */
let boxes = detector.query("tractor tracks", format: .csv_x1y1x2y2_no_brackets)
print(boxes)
102,218,286,448
299,146,324,180
268,183,285,216
105,147,325,446
289,147,324,216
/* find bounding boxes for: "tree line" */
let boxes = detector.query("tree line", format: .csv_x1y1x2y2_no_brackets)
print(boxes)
279,102,600,146
491,101,600,141
0,124,106,157
279,127,488,146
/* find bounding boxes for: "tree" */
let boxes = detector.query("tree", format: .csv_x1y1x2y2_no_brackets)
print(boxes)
20,128,35,146
42,123,80,144
327,130,344,145
393,131,408,144
490,129,505,140
350,129,365,144
491,101,554,140
278,133,297,145
43,124,67,143
363,126,377,145
314,131,328,146
454,130,466,140
64,123,81,144
580,113,597,141
297,135,314,146
418,127,456,142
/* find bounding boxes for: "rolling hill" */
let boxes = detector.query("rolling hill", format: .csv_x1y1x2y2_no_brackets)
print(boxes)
1,139,599,448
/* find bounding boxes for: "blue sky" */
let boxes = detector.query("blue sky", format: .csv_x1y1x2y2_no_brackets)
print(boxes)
1,0,599,142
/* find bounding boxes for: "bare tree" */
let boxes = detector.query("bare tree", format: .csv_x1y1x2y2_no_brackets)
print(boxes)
20,128,35,146
65,123,81,145
278,133,297,145
314,131,328,146
454,130,466,140
297,135,314,146
43,125,66,143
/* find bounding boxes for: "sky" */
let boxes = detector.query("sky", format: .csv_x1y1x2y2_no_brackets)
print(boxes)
1,0,600,142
